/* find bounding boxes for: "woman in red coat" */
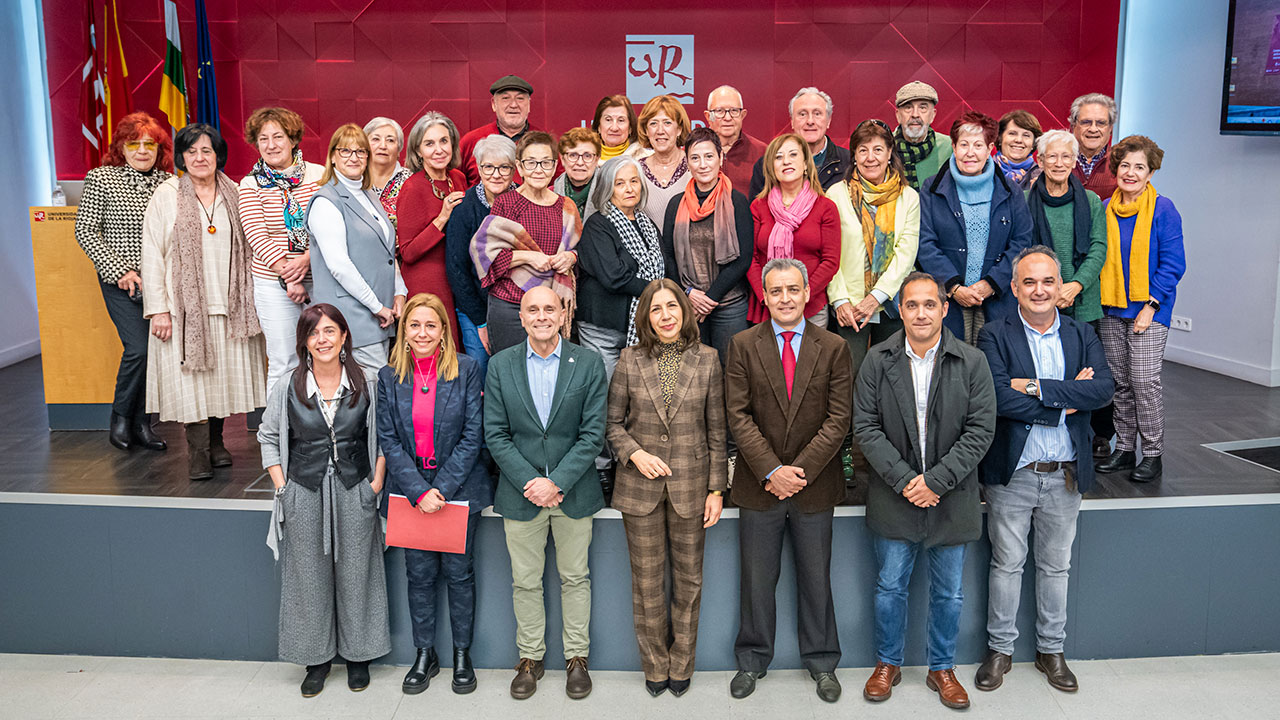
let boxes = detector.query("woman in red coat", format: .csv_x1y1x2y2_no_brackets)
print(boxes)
747,133,841,326
396,111,467,345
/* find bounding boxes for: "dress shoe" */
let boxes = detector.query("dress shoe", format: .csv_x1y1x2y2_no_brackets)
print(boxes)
926,668,971,709
1095,449,1136,474
863,662,900,702
208,416,232,467
1035,652,1079,692
184,421,213,481
510,657,544,700
975,649,1012,691
347,660,370,691
729,669,764,699
301,661,331,697
645,678,669,697
812,671,842,703
1130,456,1162,483
131,415,166,451
109,412,132,451
668,678,690,696
1092,435,1112,459
565,656,592,699
402,647,439,695
597,467,615,504
451,646,476,694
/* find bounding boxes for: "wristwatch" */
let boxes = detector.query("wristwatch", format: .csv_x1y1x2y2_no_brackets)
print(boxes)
709,490,723,497
1025,380,1039,398
1146,299,1161,312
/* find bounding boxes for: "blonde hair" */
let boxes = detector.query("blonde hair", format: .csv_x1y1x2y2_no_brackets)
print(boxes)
636,95,692,149
319,123,372,189
757,133,823,200
390,293,459,383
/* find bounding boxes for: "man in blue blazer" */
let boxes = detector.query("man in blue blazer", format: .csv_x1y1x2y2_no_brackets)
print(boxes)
484,285,607,701
974,246,1113,695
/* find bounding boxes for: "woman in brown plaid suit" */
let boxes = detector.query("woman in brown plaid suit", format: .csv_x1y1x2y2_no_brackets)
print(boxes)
606,278,729,698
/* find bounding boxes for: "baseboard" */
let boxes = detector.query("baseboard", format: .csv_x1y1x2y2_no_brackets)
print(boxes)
0,337,40,369
1166,346,1280,387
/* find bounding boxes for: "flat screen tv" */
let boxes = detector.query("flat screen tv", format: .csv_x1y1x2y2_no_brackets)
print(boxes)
1222,0,1280,134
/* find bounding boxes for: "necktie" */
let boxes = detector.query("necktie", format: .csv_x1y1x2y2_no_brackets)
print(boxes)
781,331,796,399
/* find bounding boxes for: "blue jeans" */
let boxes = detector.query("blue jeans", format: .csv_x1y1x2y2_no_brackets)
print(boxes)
456,313,489,379
873,536,966,671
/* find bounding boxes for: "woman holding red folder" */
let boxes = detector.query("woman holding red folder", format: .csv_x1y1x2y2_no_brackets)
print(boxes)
377,292,492,696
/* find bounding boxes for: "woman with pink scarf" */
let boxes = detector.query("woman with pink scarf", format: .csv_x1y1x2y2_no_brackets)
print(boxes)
746,133,841,325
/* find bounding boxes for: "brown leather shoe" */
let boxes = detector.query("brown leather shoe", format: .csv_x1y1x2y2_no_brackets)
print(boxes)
566,656,592,699
975,649,1012,691
510,658,544,700
1035,652,1079,692
926,668,971,709
863,662,901,702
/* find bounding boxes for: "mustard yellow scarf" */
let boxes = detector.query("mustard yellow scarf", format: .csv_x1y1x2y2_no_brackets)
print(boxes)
849,171,903,295
600,142,629,161
1101,183,1155,307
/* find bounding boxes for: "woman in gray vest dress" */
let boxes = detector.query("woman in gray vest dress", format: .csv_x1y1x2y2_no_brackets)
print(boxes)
259,304,391,697
307,124,408,378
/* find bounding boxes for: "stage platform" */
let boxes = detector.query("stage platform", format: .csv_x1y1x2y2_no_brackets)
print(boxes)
2,356,1278,670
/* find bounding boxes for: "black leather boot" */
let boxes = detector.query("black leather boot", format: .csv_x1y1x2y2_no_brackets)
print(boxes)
301,660,331,697
1130,455,1163,482
452,646,476,694
131,414,167,451
402,647,439,694
185,421,213,481
598,466,615,505
208,416,232,467
1095,449,1136,474
109,412,132,451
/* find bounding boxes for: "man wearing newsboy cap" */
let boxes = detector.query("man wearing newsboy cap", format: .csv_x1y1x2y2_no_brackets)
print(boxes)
892,81,952,189
459,74,542,184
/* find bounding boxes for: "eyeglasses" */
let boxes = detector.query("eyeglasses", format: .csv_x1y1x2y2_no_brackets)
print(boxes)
520,159,556,171
336,148,369,159
707,108,745,119
124,141,158,151
479,163,515,177
563,151,597,163
1074,119,1111,128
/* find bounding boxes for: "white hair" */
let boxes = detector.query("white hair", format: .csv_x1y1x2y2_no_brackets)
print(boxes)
788,87,833,119
1068,93,1117,127
362,117,404,148
472,134,517,166
1036,129,1079,157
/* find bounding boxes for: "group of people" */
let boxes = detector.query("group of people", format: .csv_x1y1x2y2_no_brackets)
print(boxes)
71,73,1186,708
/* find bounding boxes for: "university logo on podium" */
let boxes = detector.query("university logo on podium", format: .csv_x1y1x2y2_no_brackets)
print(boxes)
626,35,695,105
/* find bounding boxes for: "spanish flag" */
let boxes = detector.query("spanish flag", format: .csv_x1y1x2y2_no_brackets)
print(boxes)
158,0,189,131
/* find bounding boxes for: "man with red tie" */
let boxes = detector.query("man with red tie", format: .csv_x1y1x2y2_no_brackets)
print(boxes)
724,257,853,704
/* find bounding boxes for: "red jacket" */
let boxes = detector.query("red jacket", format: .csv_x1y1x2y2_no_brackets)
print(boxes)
747,195,841,324
395,169,467,346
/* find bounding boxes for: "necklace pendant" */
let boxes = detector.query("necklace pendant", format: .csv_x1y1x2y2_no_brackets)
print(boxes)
207,224,217,234
421,384,430,394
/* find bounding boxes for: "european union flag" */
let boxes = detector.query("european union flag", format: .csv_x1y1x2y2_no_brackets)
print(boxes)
194,0,218,131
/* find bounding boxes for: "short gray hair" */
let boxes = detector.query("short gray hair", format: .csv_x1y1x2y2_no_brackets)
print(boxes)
362,117,404,149
591,156,648,215
405,111,460,174
1068,93,1117,127
1035,129,1078,157
473,134,517,166
788,87,833,119
761,257,809,288
706,84,743,107
1013,245,1063,279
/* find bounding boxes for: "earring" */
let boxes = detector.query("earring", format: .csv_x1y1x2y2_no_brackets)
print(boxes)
339,348,347,362
306,354,313,369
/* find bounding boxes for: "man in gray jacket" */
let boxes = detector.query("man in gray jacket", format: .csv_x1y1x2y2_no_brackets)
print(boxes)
852,272,996,710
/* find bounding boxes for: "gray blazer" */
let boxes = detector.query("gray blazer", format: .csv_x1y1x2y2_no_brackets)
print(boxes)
553,171,600,220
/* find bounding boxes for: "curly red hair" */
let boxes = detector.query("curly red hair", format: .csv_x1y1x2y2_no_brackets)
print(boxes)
102,112,174,172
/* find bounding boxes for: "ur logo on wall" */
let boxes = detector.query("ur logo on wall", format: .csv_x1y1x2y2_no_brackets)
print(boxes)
626,35,694,105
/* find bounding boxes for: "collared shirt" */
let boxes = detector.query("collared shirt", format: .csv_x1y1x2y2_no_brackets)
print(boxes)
526,337,562,429
771,316,806,360
1017,310,1076,466
306,368,353,462
905,336,940,468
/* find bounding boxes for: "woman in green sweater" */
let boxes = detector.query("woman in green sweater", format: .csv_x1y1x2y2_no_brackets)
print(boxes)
1026,128,1112,457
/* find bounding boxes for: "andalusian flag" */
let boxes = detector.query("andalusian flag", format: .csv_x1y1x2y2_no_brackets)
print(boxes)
158,0,189,131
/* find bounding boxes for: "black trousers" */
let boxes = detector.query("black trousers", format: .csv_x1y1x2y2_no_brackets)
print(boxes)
1089,319,1115,440
404,512,479,649
99,281,150,418
735,499,840,674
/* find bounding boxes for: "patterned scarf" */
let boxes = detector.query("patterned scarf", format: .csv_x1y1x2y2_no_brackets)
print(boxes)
1101,183,1156,307
1078,145,1109,182
849,170,903,296
250,147,310,252
172,172,261,373
765,184,819,261
995,150,1037,185
894,126,936,187
375,165,412,228
605,204,665,345
673,172,739,290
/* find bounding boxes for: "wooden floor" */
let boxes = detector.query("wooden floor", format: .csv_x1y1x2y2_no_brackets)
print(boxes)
1,356,1277,501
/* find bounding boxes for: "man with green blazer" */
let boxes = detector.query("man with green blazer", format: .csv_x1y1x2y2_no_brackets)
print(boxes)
484,286,607,702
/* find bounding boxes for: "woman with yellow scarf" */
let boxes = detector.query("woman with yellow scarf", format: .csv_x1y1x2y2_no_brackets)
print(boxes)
826,120,921,375
1094,135,1186,483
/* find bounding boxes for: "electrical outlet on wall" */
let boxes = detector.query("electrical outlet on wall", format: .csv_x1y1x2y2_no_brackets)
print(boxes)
1170,316,1192,332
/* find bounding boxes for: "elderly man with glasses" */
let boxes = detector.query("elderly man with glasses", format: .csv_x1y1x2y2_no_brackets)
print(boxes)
705,85,767,193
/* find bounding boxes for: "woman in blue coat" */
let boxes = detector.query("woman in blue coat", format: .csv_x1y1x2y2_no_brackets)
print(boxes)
916,111,1033,344
377,292,493,695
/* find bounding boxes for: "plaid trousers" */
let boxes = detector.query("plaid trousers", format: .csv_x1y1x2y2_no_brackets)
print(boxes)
1098,316,1168,455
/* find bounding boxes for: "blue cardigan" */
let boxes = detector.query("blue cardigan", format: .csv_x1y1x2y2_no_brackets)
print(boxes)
444,185,493,326
375,354,493,516
916,165,1034,339
977,313,1114,494
1101,194,1186,327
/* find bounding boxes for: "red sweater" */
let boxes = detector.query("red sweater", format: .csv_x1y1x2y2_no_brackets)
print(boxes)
395,169,467,346
458,121,539,186
747,195,842,324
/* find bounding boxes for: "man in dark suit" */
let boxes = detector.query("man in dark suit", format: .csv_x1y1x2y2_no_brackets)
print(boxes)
973,246,1113,695
725,258,852,703
484,285,607,701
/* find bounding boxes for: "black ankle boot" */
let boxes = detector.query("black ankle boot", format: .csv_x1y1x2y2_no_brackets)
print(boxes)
1095,449,1136,474
109,412,132,451
131,414,167,452
347,659,370,691
402,647,439,694
1130,455,1163,482
301,661,331,697
185,421,213,481
208,416,232,467
452,646,476,694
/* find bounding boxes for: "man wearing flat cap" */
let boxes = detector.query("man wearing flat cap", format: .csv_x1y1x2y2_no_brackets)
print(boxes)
459,74,541,185
893,81,952,189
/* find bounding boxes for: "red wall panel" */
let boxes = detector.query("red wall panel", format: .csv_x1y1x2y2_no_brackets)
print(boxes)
45,0,1120,179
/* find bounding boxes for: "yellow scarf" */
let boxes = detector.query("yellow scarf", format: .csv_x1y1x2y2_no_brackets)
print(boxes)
1101,183,1155,307
600,142,629,161
849,171,903,296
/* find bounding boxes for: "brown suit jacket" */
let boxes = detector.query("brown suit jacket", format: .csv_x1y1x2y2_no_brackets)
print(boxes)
725,320,852,513
607,342,728,519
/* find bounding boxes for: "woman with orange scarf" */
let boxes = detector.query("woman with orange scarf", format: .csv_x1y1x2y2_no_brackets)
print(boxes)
660,127,754,365
1093,135,1186,484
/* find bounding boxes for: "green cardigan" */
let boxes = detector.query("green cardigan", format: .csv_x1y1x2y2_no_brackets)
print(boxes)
1026,189,1107,323
910,130,953,189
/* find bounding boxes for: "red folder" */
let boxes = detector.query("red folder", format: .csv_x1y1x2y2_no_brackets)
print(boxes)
386,494,469,554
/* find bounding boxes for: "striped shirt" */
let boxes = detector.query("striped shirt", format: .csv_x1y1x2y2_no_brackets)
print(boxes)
237,161,325,280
